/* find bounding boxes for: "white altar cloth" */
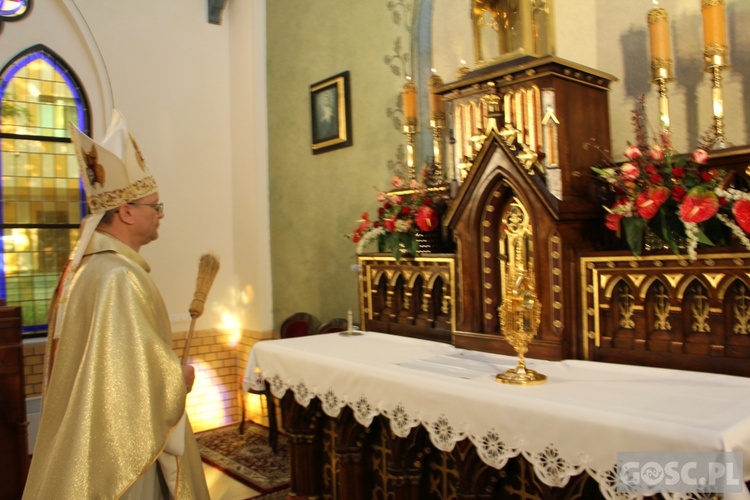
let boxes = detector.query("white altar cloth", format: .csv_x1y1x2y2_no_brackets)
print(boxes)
243,331,750,499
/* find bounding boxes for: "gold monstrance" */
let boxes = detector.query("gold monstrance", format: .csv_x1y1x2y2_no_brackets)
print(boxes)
496,254,545,385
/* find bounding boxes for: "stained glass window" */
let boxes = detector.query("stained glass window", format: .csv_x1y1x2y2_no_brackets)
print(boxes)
0,45,88,335
0,0,29,18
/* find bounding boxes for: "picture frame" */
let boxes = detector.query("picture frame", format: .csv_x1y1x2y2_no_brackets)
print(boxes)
310,71,352,154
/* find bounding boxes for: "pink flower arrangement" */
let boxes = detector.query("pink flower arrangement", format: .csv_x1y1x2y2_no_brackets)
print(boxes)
591,99,750,260
351,172,448,261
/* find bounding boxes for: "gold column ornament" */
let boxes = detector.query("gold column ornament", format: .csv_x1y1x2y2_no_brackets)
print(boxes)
481,82,501,134
402,77,418,179
648,4,674,131
429,71,445,180
702,0,732,149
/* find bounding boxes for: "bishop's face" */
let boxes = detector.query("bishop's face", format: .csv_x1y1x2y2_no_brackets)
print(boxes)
128,192,164,246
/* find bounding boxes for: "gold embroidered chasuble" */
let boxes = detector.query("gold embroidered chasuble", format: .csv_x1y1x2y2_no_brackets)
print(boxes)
23,231,208,499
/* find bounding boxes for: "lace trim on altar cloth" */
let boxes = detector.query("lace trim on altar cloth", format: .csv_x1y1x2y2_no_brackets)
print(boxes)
259,373,600,497
254,372,745,500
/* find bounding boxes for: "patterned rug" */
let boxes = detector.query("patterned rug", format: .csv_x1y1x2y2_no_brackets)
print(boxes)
195,422,290,494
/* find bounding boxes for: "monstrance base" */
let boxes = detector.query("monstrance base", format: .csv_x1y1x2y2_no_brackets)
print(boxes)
496,365,547,385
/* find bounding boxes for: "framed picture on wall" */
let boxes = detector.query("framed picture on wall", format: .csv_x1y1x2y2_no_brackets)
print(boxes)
310,71,352,154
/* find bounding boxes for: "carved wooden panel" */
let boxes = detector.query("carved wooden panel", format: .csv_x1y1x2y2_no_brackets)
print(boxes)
358,255,455,343
281,393,606,499
580,251,750,376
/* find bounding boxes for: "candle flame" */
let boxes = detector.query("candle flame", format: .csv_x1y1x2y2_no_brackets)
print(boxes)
652,0,658,5
406,75,412,82
460,59,467,65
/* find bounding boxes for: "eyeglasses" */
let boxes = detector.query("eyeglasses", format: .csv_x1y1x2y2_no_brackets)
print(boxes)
128,202,164,214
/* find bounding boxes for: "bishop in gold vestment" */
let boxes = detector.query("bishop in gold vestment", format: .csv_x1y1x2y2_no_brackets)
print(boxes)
24,232,209,499
23,110,209,499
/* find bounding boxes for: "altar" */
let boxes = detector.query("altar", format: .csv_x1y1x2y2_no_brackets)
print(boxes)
243,332,750,499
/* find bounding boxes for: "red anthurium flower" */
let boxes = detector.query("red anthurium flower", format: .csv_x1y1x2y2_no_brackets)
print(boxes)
605,212,623,232
636,186,670,220
679,186,719,223
732,199,750,233
649,173,663,184
400,206,412,217
415,205,439,232
671,166,685,179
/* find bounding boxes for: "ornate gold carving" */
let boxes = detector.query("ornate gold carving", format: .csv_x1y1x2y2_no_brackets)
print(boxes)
703,273,725,288
733,284,750,335
702,0,725,8
617,283,635,329
629,274,646,289
662,273,683,288
652,282,672,331
689,283,711,333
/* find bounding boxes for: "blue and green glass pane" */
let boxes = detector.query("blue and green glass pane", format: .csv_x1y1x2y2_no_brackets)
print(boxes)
0,49,86,334
0,0,28,18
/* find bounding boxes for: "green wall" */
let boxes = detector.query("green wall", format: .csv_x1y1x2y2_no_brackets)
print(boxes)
267,0,412,328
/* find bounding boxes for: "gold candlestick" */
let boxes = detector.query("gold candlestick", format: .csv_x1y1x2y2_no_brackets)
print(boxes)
402,77,418,179
429,71,445,182
648,6,674,132
702,0,732,149
430,114,445,181
404,118,417,180
704,50,732,149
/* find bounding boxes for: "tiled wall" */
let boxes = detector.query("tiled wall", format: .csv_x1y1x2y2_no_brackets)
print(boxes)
23,328,267,434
